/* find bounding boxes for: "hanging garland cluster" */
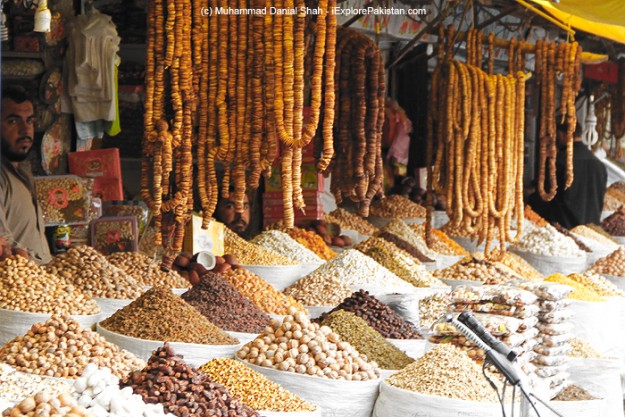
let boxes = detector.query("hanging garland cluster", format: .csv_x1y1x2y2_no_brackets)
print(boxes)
427,25,528,253
141,0,337,268
534,39,582,201
141,0,195,268
328,27,386,217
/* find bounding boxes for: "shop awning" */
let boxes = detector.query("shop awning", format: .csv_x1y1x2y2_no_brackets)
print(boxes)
528,0,625,45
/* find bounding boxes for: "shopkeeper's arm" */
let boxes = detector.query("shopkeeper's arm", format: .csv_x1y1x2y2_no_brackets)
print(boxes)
0,208,29,261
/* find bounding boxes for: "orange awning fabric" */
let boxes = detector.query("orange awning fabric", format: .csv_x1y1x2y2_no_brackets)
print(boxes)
528,0,625,45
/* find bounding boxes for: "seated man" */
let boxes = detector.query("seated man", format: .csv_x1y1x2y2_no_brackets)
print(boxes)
214,187,250,237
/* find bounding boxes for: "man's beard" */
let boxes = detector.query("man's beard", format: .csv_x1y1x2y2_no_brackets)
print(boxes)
1,138,32,162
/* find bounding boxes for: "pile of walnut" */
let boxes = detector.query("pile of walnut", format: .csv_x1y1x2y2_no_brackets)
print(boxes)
2,392,89,417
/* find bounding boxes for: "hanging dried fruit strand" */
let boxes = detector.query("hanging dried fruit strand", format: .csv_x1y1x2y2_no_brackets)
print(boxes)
143,0,338,264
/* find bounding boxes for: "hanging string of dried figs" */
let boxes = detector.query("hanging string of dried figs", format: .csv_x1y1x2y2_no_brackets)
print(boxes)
427,25,529,253
142,0,337,268
329,27,386,217
535,39,582,200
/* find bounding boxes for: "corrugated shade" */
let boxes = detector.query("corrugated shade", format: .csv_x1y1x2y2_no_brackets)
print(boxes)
529,0,625,45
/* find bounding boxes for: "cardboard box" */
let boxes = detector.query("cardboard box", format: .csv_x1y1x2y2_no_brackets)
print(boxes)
183,214,225,256
69,148,122,179
93,177,123,201
263,190,322,205
265,165,324,192
263,191,324,223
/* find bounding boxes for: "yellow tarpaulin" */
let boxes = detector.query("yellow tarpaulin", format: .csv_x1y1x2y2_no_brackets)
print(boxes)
528,0,625,45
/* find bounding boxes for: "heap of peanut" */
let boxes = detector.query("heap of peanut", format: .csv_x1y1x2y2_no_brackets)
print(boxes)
0,315,144,378
45,246,143,299
0,256,99,315
107,251,190,288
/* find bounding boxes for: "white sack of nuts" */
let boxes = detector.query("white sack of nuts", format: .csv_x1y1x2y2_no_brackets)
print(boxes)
511,225,588,275
304,249,416,293
0,256,101,345
236,308,381,417
372,344,501,417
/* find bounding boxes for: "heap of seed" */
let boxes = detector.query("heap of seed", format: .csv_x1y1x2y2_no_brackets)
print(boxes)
483,249,543,280
122,344,258,417
107,251,190,288
355,237,444,288
568,272,625,297
318,290,420,339
376,231,435,262
0,363,71,402
321,310,414,370
369,195,427,218
410,224,469,256
544,274,605,302
551,222,592,252
325,208,379,236
380,219,439,259
513,224,584,257
418,293,451,329
552,385,597,401
570,225,618,246
283,273,353,306
0,315,145,378
568,338,603,359
284,227,337,260
0,256,99,315
386,344,498,402
303,249,415,290
588,247,625,277
181,272,271,333
433,258,520,284
199,358,317,412
604,186,625,211
236,308,380,381
100,287,238,344
524,205,549,227
224,228,296,265
222,268,306,315
45,246,144,299
251,230,323,264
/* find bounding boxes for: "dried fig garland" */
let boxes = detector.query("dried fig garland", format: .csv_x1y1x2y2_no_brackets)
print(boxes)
535,39,582,200
427,27,582,252
427,57,529,253
329,28,386,217
142,0,194,268
142,1,338,267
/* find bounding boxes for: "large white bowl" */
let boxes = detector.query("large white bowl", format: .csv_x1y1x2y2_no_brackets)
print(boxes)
96,323,241,366
241,264,321,291
0,309,101,346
